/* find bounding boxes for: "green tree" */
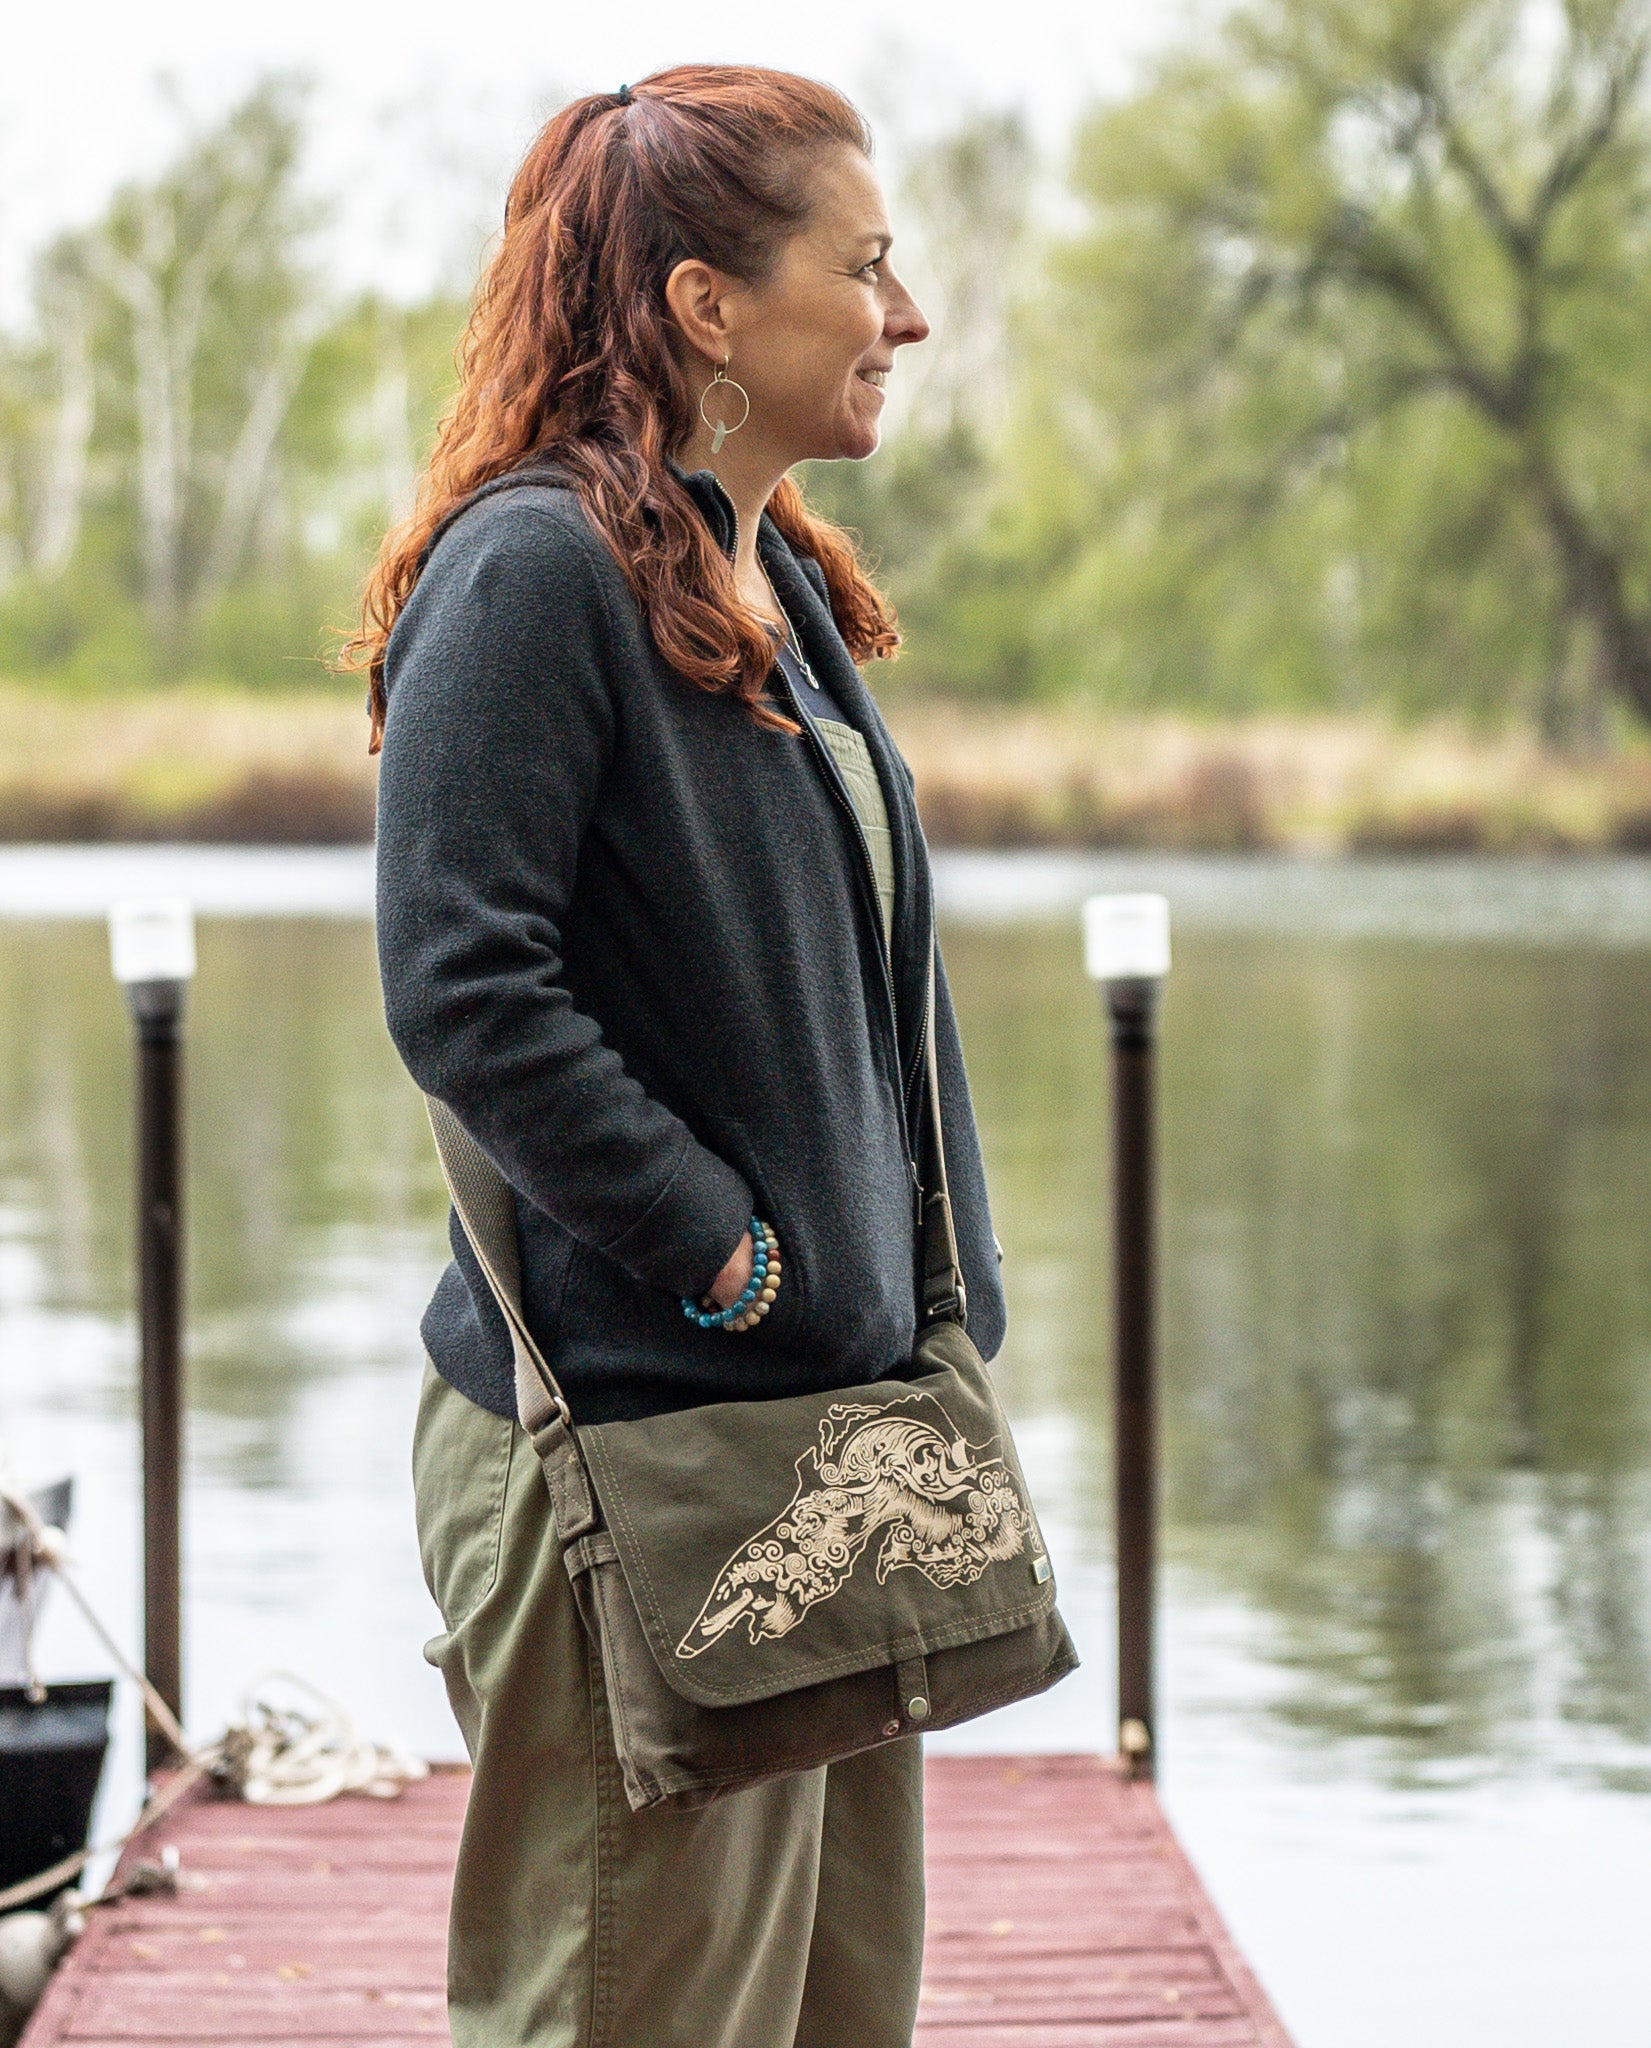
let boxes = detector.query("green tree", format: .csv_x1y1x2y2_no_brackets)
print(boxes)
915,0,1651,733
801,108,1036,687
0,246,96,593
79,80,322,651
0,80,467,687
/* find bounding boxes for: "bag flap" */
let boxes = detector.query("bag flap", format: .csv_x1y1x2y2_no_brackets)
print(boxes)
577,1322,1059,1709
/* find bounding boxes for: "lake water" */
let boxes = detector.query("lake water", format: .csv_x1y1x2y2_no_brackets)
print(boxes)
3,847,1649,2046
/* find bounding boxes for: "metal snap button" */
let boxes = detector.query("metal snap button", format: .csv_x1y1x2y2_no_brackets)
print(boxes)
907,1695,931,1723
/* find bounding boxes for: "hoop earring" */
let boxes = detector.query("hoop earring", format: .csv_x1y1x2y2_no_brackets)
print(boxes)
698,360,750,455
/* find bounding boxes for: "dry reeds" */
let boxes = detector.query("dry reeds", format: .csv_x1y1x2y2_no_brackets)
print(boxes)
887,704,1651,856
0,684,376,843
6,682,1651,854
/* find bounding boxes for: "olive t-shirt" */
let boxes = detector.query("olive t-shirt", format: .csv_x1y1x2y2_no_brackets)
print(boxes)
772,637,894,956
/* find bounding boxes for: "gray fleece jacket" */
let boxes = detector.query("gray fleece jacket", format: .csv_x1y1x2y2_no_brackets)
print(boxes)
374,462,1004,1424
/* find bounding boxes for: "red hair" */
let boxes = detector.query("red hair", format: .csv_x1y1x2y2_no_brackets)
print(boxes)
349,64,900,749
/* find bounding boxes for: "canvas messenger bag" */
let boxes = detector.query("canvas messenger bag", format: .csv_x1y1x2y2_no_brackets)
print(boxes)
425,954,1078,1813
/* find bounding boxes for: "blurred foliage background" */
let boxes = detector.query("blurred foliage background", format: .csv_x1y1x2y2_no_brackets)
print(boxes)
8,0,1651,755
0,78,465,694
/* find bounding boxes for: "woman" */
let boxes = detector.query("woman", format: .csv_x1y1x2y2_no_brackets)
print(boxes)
359,64,1007,2048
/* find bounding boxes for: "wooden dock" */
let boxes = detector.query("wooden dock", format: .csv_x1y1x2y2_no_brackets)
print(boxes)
20,1754,1293,2045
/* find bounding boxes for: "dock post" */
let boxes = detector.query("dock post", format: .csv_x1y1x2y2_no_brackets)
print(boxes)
1083,895,1171,1779
109,899,196,1772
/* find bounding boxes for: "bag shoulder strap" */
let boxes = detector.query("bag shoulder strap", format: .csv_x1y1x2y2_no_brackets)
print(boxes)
919,944,968,1330
423,1096,571,1435
423,934,968,1436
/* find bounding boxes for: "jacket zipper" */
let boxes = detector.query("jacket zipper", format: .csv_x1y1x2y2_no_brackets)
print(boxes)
715,479,929,1201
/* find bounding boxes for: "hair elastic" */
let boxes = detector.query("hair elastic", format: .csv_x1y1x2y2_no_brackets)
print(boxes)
615,84,634,106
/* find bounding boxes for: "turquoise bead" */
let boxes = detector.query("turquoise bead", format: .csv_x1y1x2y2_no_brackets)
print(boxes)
681,1218,775,1330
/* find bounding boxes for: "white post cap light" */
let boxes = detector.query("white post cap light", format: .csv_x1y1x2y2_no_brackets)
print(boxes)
1083,893,1171,983
109,897,196,986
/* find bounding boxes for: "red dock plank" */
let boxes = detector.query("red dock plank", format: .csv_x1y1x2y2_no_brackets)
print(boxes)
19,1756,1293,2046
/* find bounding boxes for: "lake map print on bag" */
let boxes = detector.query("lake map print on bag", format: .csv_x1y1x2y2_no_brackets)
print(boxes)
676,1392,1039,1659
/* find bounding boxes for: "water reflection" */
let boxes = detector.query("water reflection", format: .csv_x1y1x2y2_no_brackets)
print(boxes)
957,921,1651,1791
3,871,1651,2044
0,919,445,1444
4,910,1651,1785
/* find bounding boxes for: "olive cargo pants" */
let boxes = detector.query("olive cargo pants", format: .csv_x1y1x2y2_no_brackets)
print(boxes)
413,1362,927,2048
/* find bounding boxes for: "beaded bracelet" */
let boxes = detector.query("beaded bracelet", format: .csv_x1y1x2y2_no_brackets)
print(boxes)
682,1218,782,1332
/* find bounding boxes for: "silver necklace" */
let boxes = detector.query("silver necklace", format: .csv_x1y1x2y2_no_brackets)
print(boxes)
782,621,822,692
760,568,822,691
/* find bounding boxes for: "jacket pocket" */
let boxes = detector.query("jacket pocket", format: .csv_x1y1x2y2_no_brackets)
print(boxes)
701,1114,809,1344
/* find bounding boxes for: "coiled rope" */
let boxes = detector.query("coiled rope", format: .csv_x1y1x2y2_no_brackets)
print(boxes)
0,1483,427,1916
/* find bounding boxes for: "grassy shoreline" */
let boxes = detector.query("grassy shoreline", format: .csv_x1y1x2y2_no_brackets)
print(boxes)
889,704,1651,856
6,682,1651,855
0,682,376,843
